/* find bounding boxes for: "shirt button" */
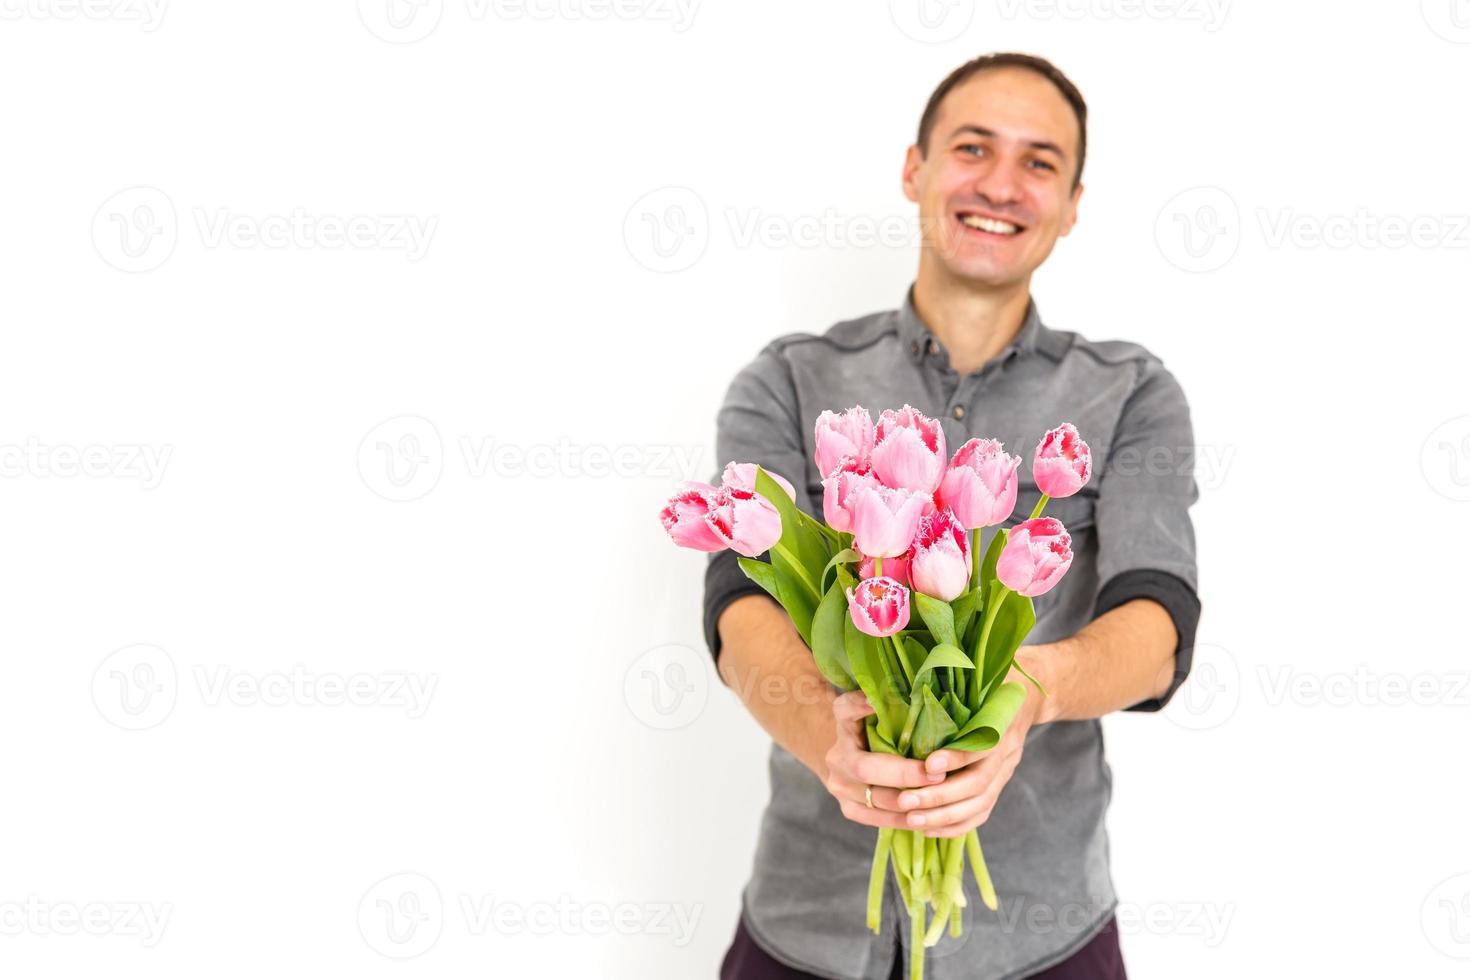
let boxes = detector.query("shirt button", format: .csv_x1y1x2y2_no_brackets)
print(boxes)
926,339,938,355
951,405,966,420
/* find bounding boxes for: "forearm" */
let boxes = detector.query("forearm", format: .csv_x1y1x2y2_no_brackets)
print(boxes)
715,594,838,781
1016,597,1178,724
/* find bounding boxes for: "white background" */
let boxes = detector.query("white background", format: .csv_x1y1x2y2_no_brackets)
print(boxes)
2,2,1468,977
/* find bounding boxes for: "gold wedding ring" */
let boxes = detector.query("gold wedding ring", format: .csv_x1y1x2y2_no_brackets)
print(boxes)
864,785,874,809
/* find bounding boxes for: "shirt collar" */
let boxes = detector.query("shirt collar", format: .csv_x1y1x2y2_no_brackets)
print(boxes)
897,282,1045,367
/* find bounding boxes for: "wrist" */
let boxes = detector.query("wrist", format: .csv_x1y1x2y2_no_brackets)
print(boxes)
1014,642,1067,725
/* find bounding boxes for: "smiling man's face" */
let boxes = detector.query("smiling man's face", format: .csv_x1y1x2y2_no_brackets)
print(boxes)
903,66,1084,289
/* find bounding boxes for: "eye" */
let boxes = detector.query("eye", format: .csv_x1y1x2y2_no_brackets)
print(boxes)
1029,158,1058,172
956,143,985,157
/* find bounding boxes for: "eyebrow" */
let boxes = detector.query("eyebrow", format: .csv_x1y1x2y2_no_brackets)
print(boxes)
947,124,1067,160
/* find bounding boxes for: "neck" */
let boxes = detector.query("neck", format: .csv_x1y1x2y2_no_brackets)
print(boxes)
912,261,1033,376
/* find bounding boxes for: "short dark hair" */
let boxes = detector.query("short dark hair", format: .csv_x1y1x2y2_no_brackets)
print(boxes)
916,52,1088,191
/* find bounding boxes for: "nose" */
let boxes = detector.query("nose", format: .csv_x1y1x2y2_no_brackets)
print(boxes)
970,156,1024,209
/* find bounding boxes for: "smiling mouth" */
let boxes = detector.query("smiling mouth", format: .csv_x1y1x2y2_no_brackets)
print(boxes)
956,212,1025,237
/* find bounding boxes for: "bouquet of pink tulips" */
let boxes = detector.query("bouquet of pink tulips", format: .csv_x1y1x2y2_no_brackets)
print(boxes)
661,406,1092,980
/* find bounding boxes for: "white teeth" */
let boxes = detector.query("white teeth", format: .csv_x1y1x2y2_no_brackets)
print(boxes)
959,215,1019,235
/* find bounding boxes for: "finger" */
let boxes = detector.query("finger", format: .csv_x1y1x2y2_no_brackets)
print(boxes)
825,772,912,813
832,690,875,724
902,787,991,831
922,747,991,777
924,805,995,838
835,745,946,791
890,760,989,812
837,797,913,830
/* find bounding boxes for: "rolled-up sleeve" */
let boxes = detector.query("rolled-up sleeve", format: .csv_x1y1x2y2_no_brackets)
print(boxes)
701,344,816,669
1093,358,1202,712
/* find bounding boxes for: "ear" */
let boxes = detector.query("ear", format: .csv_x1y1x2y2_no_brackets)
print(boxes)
1058,182,1084,237
901,144,923,204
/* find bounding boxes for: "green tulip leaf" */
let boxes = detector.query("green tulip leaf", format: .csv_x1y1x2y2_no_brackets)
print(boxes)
811,579,856,690
844,615,907,746
943,690,972,730
819,548,861,593
952,589,980,648
754,465,830,589
911,686,960,759
865,713,898,755
769,550,817,648
913,642,975,680
974,586,1036,703
736,556,779,601
899,635,928,684
945,681,1027,752
913,592,957,648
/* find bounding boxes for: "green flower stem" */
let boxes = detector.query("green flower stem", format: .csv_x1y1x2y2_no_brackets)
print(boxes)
925,837,942,905
771,540,821,601
970,528,981,587
965,829,998,911
895,683,924,755
969,586,1010,709
867,828,892,933
924,842,963,951
908,888,926,980
875,556,883,577
890,634,913,689
1028,494,1050,520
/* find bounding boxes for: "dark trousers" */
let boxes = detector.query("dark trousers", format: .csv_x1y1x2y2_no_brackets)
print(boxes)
719,914,1125,980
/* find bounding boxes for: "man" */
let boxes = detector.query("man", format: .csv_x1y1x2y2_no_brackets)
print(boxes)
703,53,1201,980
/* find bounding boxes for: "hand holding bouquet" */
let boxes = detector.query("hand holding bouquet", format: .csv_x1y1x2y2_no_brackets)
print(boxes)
661,406,1092,980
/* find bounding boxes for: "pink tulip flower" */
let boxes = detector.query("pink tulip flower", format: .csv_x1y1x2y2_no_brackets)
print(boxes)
937,438,1021,529
846,575,911,637
814,406,875,478
847,484,931,559
909,508,971,601
821,455,881,533
859,547,912,588
870,404,947,494
995,517,1073,597
659,482,729,552
1033,423,1092,499
721,461,796,501
705,484,783,558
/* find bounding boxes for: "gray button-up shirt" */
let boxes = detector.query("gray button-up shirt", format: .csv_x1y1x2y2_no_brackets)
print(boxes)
702,284,1201,980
